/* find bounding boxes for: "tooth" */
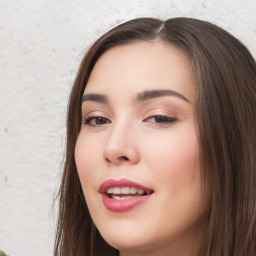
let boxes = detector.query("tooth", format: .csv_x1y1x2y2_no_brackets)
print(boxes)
107,188,113,194
123,196,132,199
112,195,122,200
138,189,144,195
120,187,130,194
107,187,150,195
112,187,121,194
112,195,132,200
129,187,137,194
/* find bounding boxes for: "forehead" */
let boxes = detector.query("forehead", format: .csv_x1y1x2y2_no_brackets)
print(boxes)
85,41,196,104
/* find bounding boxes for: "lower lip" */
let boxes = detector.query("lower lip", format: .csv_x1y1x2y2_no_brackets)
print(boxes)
102,194,152,212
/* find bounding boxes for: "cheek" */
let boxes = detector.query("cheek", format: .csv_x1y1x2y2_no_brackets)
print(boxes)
74,133,100,193
143,130,210,228
143,127,201,193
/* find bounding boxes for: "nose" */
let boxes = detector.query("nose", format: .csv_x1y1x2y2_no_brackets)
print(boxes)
103,123,140,165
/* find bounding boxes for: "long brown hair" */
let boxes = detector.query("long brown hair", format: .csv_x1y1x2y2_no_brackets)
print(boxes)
54,17,256,256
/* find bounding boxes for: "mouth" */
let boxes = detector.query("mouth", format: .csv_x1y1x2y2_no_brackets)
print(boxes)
106,186,153,200
99,179,154,212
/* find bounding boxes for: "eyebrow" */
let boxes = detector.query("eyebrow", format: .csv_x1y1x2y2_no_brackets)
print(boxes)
82,89,190,104
135,89,190,103
82,93,108,104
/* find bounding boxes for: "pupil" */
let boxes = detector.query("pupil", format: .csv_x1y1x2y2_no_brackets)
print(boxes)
96,117,106,124
155,116,167,123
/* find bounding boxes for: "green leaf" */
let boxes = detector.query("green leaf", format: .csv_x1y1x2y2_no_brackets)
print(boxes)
0,250,9,256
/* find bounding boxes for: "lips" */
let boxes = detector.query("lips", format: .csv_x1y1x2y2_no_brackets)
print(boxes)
99,178,154,212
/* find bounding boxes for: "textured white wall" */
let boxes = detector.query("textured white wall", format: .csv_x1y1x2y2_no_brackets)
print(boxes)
0,0,255,255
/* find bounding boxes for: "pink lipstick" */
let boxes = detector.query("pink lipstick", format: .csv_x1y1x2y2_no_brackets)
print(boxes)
99,178,154,212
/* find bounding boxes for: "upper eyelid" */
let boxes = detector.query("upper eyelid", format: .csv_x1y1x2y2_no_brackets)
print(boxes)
83,114,111,121
146,114,175,118
82,111,176,119
144,114,177,121
82,105,178,119
143,109,177,118
82,110,110,118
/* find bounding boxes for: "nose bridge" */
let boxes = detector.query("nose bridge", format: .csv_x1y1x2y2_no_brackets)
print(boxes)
103,118,139,164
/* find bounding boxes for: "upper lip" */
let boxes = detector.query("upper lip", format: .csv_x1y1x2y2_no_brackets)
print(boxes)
98,178,154,194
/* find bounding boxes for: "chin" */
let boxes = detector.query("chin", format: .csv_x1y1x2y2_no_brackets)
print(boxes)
98,225,153,252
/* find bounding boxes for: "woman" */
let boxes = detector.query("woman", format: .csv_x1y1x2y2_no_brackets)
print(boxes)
54,17,256,256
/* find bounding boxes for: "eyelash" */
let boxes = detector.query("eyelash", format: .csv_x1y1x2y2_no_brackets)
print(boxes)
83,114,177,127
144,115,177,124
83,115,111,126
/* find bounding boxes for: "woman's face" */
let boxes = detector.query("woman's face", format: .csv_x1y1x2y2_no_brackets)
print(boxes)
75,41,211,256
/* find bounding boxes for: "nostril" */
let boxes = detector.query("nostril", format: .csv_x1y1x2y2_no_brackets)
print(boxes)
119,156,129,161
105,156,129,163
105,158,111,163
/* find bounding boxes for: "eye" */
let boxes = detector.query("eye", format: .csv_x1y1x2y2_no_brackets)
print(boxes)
145,115,177,124
83,116,111,126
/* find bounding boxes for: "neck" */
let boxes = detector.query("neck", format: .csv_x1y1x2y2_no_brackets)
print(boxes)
119,217,208,256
